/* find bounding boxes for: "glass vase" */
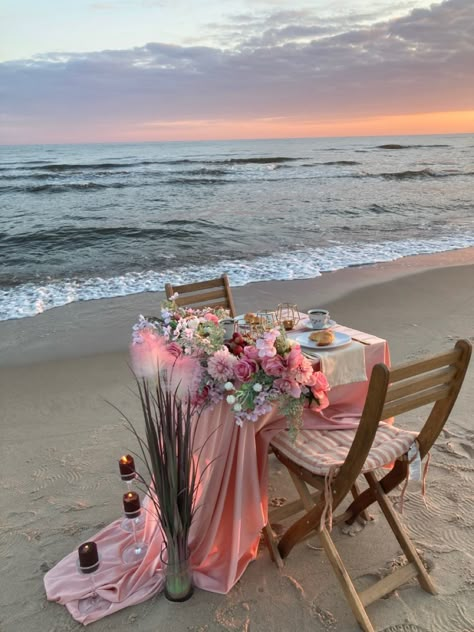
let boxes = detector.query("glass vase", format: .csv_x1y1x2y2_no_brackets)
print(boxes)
164,551,193,602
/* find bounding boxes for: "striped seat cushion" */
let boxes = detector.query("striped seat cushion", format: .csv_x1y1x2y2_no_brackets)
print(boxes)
270,423,417,476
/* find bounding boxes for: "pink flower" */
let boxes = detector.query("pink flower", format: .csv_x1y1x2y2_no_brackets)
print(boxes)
204,312,219,324
274,377,302,399
309,390,329,411
243,345,259,361
255,329,279,359
310,371,330,391
256,338,276,358
309,371,330,411
293,356,315,384
286,345,304,371
234,358,258,382
207,348,238,382
261,354,285,377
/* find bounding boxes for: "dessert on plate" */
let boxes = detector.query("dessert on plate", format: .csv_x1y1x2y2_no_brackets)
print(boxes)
309,330,335,346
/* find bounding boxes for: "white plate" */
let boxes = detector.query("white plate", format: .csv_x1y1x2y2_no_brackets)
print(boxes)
287,330,352,351
300,318,337,330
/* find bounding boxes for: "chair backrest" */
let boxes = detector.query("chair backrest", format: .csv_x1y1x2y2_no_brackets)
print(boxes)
334,339,472,502
165,273,236,317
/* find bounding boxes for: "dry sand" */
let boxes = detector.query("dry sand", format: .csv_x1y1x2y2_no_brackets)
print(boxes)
1,248,473,632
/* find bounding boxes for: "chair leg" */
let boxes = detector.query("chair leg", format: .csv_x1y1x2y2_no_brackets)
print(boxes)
318,527,375,632
263,522,284,568
351,482,373,522
289,470,316,512
365,472,437,595
345,460,408,525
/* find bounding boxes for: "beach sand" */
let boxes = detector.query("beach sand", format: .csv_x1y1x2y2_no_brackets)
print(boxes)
1,248,473,632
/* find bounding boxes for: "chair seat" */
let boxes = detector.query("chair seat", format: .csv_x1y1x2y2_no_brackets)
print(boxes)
271,423,417,477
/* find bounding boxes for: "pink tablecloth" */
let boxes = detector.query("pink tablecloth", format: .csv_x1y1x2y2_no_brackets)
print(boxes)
44,330,389,624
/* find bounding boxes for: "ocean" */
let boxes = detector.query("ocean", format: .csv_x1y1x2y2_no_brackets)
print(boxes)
1,134,473,321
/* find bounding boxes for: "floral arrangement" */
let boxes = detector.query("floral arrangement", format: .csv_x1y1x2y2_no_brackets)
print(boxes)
130,296,330,435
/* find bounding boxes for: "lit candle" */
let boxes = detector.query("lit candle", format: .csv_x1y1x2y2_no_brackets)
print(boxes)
283,319,294,331
119,454,135,481
123,491,141,519
78,541,99,573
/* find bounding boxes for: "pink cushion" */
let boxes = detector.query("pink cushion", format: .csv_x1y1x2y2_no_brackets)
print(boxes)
270,423,417,476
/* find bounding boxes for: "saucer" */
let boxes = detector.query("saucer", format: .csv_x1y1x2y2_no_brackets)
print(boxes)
307,319,337,330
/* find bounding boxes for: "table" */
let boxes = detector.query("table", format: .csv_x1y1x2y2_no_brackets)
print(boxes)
44,325,389,624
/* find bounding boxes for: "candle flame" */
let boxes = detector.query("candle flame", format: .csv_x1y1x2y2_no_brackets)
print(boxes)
120,455,128,463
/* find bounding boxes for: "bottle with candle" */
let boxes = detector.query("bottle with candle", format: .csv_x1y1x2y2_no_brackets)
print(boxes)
77,542,109,615
121,492,148,565
118,454,136,489
120,488,146,533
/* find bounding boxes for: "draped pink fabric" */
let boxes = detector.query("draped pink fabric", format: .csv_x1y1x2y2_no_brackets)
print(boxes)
44,334,389,624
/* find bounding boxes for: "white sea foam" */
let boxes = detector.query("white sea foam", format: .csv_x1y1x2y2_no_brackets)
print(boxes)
1,236,473,321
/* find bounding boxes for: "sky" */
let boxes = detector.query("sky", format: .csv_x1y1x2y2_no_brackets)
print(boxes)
0,0,473,144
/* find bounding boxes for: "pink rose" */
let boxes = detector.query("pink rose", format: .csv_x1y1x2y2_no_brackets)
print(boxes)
204,312,219,324
261,354,285,377
234,358,258,382
309,390,329,411
243,345,259,361
286,346,304,371
311,371,329,391
274,377,302,399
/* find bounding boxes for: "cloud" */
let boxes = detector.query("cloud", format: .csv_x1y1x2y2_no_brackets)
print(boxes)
1,0,473,143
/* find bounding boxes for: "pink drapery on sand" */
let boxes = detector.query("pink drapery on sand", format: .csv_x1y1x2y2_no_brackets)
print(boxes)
44,334,389,625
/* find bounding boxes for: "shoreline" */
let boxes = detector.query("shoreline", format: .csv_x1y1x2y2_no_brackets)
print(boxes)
1,246,473,368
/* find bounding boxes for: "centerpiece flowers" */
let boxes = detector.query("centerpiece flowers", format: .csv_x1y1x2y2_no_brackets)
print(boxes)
127,297,329,601
131,296,330,437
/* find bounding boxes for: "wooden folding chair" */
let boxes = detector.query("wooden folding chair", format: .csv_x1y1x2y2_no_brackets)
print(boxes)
264,339,471,632
165,273,236,317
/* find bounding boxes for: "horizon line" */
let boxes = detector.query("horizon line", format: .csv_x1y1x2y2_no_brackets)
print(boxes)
2,130,473,149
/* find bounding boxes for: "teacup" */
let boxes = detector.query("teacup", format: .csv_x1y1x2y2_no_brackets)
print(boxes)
219,318,235,340
307,309,330,329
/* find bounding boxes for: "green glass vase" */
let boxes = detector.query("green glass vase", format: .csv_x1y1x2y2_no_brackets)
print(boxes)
164,550,193,602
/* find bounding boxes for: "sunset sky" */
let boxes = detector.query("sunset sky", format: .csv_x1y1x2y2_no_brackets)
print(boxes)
1,0,473,144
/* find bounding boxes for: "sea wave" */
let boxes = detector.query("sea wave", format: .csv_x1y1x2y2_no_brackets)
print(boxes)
298,161,360,167
2,156,304,173
174,168,229,176
376,144,451,149
18,160,157,171
348,168,473,180
0,182,129,194
0,223,216,250
167,177,230,185
1,236,473,321
2,166,472,193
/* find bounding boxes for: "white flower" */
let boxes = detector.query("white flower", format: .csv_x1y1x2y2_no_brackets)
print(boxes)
253,383,263,392
233,402,242,412
186,317,200,330
224,381,234,391
226,394,236,405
